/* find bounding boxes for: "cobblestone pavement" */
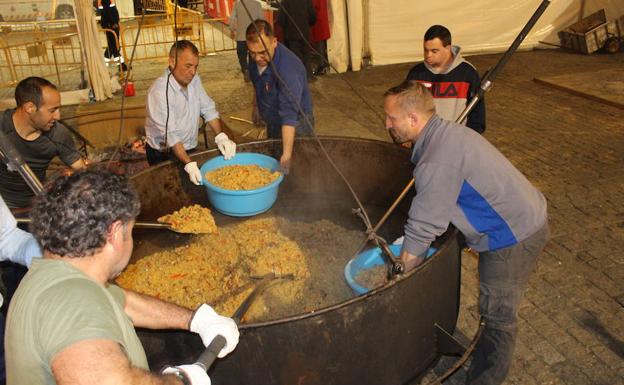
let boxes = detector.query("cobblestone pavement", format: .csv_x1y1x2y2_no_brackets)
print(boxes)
57,47,623,384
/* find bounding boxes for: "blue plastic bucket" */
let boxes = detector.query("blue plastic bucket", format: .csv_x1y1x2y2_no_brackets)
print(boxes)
344,244,437,295
200,153,284,217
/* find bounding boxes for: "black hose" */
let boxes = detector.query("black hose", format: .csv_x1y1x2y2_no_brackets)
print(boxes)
0,129,44,195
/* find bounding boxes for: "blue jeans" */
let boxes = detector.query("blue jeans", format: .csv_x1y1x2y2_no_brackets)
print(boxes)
466,222,549,385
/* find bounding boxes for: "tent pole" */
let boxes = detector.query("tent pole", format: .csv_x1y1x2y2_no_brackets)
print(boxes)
344,0,352,70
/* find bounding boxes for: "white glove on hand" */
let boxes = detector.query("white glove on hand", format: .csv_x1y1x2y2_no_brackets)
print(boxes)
214,132,236,160
6,162,17,172
184,161,203,185
392,236,404,246
190,304,239,358
163,364,211,385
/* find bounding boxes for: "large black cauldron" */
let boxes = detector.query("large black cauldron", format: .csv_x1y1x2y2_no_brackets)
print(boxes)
130,137,461,385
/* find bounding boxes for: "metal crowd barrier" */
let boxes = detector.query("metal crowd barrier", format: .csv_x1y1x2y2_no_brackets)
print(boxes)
0,22,83,88
0,12,235,89
119,13,235,61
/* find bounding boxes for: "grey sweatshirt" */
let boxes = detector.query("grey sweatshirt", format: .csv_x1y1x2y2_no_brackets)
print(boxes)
229,0,264,42
401,115,547,257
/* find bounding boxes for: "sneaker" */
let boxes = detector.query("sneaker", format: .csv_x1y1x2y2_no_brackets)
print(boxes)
314,64,329,76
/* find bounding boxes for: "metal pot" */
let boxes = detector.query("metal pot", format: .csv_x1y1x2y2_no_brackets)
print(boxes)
131,137,461,385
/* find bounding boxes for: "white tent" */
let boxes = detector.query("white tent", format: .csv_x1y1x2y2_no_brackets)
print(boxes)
74,0,113,101
327,0,624,72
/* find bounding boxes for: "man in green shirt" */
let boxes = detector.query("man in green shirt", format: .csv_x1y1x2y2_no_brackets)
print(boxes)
5,170,239,385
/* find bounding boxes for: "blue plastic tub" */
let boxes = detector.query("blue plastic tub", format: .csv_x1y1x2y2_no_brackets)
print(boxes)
344,244,437,295
200,153,284,217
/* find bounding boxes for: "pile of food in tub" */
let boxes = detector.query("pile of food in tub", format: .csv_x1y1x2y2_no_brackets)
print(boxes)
205,164,281,190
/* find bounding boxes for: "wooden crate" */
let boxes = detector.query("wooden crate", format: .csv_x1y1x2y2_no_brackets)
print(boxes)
558,9,624,54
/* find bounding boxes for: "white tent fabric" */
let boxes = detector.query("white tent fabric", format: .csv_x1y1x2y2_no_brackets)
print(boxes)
117,0,135,18
75,0,113,101
327,0,624,71
328,0,350,73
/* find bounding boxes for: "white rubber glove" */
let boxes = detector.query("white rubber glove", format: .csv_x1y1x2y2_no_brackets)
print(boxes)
184,161,202,185
214,132,236,160
162,364,211,385
392,236,404,245
190,304,239,358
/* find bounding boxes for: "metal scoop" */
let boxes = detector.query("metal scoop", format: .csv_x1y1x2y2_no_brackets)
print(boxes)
194,272,295,371
134,220,218,234
15,218,209,235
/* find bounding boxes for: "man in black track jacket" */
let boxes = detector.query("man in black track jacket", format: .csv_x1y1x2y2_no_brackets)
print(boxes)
406,25,485,134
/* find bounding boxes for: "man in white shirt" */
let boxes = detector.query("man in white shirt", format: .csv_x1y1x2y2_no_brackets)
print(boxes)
0,196,41,271
145,40,237,185
0,194,42,383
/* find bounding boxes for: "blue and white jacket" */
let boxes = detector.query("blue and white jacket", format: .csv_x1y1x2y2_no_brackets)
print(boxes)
402,115,547,257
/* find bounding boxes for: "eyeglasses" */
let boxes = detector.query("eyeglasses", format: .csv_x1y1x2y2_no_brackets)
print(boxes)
249,50,270,59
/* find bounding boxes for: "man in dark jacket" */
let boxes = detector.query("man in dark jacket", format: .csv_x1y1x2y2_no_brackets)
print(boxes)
277,0,316,79
310,0,330,75
98,0,126,70
246,19,314,173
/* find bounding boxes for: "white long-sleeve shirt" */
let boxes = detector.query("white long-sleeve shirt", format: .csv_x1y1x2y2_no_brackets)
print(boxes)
0,195,42,306
144,70,220,151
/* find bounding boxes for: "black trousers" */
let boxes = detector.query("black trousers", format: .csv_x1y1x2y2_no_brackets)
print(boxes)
236,41,249,74
284,38,313,79
145,144,171,166
145,144,196,166
104,26,121,58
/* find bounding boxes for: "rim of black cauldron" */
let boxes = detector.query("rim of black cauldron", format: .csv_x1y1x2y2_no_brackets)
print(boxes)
132,137,462,385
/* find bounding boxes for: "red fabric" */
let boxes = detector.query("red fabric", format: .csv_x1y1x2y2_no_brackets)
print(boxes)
310,0,330,43
274,20,284,43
